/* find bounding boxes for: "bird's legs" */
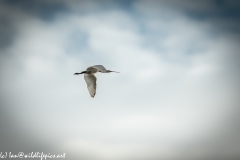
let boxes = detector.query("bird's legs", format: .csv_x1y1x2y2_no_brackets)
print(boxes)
74,71,87,75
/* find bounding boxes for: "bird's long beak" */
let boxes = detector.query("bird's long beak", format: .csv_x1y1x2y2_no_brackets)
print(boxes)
110,70,120,73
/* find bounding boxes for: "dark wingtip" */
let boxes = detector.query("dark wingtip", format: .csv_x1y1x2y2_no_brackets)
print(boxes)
91,93,96,98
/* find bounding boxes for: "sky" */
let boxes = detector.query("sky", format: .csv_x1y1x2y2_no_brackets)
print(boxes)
0,0,240,160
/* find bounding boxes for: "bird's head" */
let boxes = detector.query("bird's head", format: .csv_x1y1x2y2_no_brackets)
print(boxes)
106,70,120,73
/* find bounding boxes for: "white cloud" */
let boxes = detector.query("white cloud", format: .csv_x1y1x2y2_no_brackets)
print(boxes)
1,0,240,159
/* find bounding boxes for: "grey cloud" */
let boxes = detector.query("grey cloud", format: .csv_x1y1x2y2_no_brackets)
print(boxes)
0,1,240,160
2,0,69,21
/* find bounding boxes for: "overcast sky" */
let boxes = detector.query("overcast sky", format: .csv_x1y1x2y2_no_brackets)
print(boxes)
0,0,240,160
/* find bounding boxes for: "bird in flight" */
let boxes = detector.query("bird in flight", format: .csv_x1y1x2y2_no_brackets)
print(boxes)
74,65,119,98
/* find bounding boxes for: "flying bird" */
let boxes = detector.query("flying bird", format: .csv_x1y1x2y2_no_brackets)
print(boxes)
74,65,119,98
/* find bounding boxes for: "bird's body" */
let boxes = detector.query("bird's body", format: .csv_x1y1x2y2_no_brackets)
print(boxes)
74,65,119,98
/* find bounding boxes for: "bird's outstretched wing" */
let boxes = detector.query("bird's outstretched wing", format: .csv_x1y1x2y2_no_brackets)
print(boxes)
84,74,97,98
87,65,107,73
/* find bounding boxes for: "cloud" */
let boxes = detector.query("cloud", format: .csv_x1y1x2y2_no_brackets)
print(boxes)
0,0,240,160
